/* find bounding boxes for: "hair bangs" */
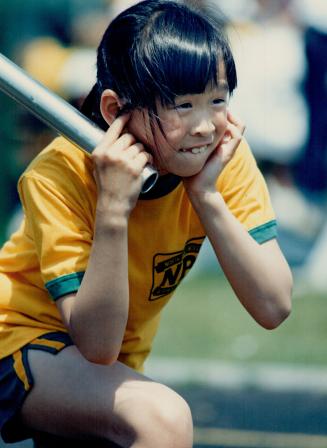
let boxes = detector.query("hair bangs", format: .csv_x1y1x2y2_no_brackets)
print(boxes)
131,5,235,110
137,10,221,107
82,0,237,128
154,38,220,105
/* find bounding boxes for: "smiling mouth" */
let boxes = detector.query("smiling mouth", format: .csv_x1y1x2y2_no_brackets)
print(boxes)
181,145,209,154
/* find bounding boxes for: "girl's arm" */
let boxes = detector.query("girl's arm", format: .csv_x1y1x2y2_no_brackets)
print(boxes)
184,113,292,329
189,191,292,329
57,113,151,364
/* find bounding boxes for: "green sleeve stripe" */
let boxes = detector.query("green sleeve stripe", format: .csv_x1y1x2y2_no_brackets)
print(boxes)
249,220,277,244
45,272,85,301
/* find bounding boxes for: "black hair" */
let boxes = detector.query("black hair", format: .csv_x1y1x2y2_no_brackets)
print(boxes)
81,0,237,130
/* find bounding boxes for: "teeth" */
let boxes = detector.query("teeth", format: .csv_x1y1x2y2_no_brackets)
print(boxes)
181,146,208,154
191,146,207,154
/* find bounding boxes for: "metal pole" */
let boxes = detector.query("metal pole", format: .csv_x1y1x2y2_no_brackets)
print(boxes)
0,53,158,193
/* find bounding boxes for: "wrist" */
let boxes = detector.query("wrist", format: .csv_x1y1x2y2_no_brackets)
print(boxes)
188,189,225,212
95,201,129,232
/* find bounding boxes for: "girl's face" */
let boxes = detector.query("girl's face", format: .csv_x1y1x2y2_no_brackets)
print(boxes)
127,76,230,177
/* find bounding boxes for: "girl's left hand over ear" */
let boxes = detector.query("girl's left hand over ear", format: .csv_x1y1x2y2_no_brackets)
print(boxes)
183,111,245,197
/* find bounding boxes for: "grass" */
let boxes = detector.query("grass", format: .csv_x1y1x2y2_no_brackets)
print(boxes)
151,271,327,366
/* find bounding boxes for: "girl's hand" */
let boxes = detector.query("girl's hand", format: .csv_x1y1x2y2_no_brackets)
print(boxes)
92,113,153,218
183,111,245,197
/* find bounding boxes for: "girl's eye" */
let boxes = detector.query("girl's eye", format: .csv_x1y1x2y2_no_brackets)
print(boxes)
212,98,225,105
175,102,192,110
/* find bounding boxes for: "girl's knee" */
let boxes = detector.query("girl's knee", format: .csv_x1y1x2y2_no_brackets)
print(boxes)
100,383,193,447
155,392,193,447
130,384,193,447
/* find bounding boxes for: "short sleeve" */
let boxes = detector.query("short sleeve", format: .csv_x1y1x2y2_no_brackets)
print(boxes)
217,139,277,244
19,173,93,300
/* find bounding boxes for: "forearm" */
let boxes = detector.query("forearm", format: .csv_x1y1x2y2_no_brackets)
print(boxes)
190,191,292,328
59,112,151,364
69,205,129,364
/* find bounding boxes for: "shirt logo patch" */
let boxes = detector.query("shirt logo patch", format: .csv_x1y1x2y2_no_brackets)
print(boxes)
149,237,205,301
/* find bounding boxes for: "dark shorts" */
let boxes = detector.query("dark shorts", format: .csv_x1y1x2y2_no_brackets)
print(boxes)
0,331,73,443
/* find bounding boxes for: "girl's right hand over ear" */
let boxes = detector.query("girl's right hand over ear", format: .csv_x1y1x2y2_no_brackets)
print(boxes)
92,113,152,219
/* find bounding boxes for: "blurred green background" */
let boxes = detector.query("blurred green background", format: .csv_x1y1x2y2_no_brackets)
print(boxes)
151,270,327,366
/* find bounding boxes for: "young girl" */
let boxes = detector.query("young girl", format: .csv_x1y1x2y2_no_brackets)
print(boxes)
0,1,292,446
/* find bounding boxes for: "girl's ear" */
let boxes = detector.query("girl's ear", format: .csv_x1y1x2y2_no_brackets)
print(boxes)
100,89,123,125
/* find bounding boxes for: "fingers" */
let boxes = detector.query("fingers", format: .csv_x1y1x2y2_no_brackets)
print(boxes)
218,111,245,149
121,143,153,169
132,151,153,173
123,143,153,172
93,130,152,178
128,144,154,165
214,111,246,170
227,110,246,135
91,110,154,201
109,132,136,154
93,113,131,155
124,142,144,159
104,112,131,144
93,112,150,163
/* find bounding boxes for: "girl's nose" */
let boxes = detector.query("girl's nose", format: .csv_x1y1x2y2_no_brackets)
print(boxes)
190,116,215,136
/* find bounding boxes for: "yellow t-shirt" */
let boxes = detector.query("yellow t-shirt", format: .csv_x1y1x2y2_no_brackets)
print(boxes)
0,136,276,371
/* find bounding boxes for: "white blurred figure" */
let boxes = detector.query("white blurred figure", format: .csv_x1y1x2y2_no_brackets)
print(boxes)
228,9,308,165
